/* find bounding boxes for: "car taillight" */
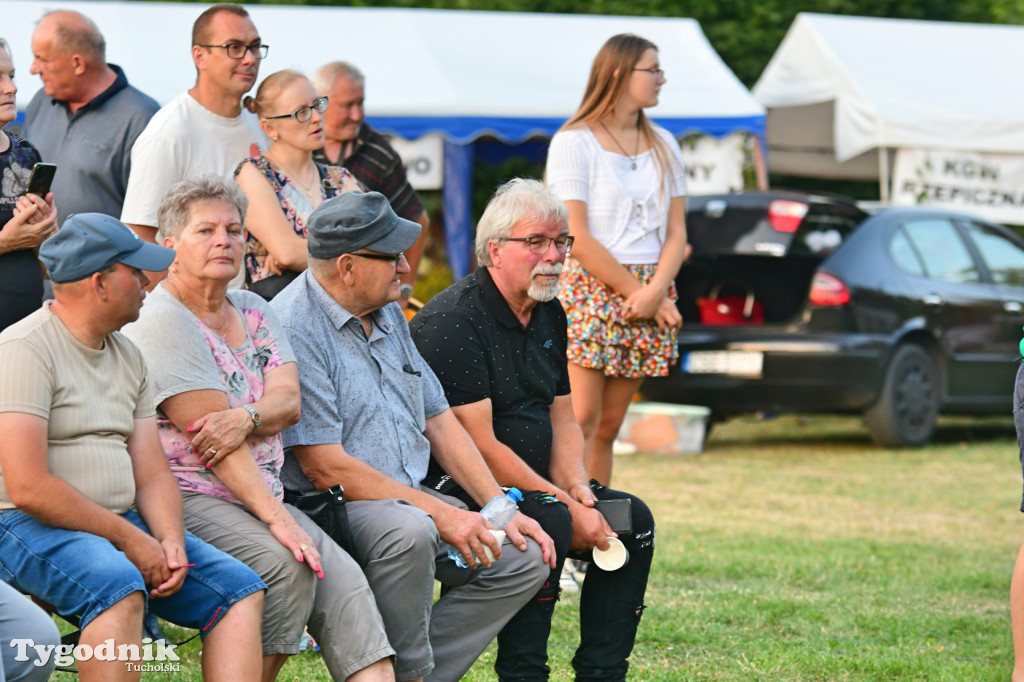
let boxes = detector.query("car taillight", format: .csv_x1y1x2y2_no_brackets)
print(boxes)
767,200,809,233
809,272,850,306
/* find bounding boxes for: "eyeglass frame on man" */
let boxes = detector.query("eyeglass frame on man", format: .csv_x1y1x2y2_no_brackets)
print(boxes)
197,42,269,60
264,96,329,123
501,234,574,256
350,251,405,265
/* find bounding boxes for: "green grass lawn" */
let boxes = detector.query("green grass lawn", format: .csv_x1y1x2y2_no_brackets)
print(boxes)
51,413,1022,680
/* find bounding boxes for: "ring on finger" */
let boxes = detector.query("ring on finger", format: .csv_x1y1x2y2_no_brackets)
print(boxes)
300,544,310,552
209,448,217,455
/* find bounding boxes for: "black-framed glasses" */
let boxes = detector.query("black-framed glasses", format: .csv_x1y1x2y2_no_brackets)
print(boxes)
198,43,269,60
633,67,665,77
350,251,404,265
264,94,327,122
502,235,574,255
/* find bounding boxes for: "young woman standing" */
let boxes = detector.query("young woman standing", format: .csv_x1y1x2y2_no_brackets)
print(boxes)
546,33,688,485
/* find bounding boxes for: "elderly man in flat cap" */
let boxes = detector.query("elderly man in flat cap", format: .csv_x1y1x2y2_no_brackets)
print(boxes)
271,191,554,682
0,214,266,681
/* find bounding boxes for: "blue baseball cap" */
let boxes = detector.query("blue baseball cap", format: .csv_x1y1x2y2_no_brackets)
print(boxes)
40,213,176,283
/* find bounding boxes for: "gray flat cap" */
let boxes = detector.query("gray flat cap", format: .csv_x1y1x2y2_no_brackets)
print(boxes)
307,191,421,258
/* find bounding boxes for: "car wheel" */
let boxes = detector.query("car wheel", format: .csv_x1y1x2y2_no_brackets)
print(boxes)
864,343,940,448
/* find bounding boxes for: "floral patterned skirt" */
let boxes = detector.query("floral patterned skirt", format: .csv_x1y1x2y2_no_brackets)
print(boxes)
559,260,679,378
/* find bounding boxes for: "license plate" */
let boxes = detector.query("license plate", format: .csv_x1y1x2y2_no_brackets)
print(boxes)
683,351,764,377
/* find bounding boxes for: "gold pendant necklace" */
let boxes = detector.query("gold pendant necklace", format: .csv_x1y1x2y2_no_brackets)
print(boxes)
266,155,319,198
599,121,640,170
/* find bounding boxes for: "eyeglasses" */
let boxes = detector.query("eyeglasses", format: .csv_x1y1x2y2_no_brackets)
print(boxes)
502,235,574,256
198,43,269,60
350,251,404,265
264,96,329,123
633,67,665,77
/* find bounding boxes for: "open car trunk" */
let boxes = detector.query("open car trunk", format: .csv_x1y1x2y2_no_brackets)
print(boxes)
673,193,868,327
675,254,823,326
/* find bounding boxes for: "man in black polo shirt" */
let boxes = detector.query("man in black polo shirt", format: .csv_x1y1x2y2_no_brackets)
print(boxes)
410,178,655,682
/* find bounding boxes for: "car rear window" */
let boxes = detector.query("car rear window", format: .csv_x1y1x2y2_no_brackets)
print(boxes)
789,205,864,256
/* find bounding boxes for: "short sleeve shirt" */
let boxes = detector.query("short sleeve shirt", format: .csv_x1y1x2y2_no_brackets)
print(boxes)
0,304,152,512
122,287,295,504
272,272,448,492
410,268,570,479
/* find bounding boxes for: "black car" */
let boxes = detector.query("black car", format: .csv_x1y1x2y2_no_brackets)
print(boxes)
640,191,1024,447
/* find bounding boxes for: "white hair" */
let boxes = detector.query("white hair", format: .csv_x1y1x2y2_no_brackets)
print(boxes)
474,178,567,267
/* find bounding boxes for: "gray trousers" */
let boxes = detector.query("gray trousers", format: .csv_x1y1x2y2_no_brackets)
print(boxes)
0,580,59,682
346,495,549,682
182,493,394,680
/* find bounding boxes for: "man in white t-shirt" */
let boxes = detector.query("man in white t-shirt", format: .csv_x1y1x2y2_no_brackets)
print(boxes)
121,3,266,288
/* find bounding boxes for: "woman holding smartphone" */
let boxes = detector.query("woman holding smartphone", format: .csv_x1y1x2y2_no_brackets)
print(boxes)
545,33,688,485
0,38,57,331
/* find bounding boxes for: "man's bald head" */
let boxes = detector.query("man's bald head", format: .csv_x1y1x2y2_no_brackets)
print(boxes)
37,10,106,62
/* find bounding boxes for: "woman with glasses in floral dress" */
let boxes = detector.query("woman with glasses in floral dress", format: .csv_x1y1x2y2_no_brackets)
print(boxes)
545,34,688,485
235,70,360,300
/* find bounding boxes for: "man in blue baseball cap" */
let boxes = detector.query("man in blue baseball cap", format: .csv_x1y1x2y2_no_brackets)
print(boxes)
0,213,267,679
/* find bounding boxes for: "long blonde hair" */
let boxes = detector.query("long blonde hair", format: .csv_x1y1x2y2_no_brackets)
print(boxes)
562,34,681,195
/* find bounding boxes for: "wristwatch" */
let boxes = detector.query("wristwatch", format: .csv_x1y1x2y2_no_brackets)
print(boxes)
241,404,261,431
399,283,415,298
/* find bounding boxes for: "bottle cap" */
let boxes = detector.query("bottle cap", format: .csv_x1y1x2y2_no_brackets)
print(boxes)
507,487,523,502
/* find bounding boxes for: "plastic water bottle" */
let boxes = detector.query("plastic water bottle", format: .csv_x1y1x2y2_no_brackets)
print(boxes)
447,487,523,568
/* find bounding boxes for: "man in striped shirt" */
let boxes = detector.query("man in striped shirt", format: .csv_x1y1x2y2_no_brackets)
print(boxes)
313,61,430,303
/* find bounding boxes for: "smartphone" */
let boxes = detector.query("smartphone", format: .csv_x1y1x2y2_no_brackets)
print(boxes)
594,498,633,534
26,162,56,197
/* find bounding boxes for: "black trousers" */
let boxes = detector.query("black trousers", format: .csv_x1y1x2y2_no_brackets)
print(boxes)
493,482,655,682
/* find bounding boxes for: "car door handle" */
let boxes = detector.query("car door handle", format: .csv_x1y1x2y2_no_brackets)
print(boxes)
1006,301,1023,314
923,294,943,306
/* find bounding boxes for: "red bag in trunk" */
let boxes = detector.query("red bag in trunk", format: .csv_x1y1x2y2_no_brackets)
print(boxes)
698,283,765,325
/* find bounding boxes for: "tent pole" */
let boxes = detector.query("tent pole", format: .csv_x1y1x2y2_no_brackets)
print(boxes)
878,147,890,203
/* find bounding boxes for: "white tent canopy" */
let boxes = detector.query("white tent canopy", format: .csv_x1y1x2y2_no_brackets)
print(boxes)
3,1,764,276
4,1,764,143
752,13,1024,180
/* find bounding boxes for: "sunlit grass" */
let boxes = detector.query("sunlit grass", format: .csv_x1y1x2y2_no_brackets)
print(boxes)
50,413,1020,680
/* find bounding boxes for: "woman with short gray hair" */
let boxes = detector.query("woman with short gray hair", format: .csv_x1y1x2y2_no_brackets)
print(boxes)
124,176,395,682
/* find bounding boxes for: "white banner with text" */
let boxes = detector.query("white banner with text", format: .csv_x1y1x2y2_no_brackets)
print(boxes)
892,149,1024,225
679,133,746,195
388,134,445,190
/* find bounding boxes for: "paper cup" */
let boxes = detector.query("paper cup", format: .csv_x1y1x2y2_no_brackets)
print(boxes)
592,537,629,571
482,529,506,562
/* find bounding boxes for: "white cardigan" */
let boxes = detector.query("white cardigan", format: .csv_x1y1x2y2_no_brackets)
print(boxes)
546,124,686,263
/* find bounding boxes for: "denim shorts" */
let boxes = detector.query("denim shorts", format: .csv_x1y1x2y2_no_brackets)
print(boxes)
0,508,265,635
